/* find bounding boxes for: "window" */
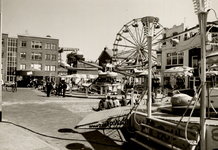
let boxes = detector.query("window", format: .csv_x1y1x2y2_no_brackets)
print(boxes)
31,41,42,49
45,54,50,60
50,65,56,71
31,52,42,60
51,44,56,50
45,43,51,49
20,52,26,59
2,39,4,47
166,52,184,65
51,54,56,61
20,41,27,47
172,52,177,64
20,64,26,69
45,65,50,71
167,53,171,65
45,43,56,50
178,53,184,64
31,64,42,70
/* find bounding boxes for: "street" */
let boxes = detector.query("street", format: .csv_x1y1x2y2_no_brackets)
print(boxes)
2,88,126,150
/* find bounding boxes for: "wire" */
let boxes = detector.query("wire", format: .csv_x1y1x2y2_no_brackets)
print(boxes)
1,121,126,148
170,84,203,149
208,8,218,20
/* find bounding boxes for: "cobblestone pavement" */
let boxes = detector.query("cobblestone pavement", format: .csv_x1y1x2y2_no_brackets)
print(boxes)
2,88,127,150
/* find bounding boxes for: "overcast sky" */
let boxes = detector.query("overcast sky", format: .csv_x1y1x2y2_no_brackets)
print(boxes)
2,0,218,61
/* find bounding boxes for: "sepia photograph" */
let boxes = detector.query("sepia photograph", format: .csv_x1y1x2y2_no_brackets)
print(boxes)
0,0,218,149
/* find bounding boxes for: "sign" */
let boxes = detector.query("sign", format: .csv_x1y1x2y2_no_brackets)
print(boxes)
27,71,33,75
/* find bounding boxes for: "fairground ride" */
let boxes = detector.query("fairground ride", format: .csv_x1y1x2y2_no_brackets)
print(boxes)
112,17,164,94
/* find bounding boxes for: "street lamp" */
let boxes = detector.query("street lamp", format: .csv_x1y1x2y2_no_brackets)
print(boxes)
192,0,211,149
141,16,159,117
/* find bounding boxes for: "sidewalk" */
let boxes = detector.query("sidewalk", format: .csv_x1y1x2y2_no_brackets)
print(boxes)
0,121,58,150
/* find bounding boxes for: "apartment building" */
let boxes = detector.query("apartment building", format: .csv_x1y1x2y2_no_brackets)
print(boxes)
2,34,59,86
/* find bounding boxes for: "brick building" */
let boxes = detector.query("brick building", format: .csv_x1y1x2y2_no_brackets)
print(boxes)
2,34,59,86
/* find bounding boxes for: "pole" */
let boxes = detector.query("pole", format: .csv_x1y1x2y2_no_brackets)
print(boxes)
0,0,2,122
147,36,152,117
198,12,207,150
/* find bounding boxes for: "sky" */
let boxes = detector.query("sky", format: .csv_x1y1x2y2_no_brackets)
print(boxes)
2,0,218,61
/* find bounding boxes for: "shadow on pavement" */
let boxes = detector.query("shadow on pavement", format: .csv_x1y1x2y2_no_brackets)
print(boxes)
58,128,79,133
66,143,92,150
80,130,123,150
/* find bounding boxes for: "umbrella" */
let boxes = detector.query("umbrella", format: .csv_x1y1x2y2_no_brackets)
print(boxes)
87,74,98,79
164,66,194,77
206,70,218,76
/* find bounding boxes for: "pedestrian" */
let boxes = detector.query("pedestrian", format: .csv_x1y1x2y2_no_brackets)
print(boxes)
46,82,53,97
62,81,67,98
55,82,59,96
58,82,63,97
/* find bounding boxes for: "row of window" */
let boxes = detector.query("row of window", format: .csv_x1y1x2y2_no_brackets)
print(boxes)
20,52,56,61
20,64,56,71
20,41,56,50
166,52,184,65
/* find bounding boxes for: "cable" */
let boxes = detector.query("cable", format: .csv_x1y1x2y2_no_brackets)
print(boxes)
208,8,218,20
1,121,125,148
170,84,203,149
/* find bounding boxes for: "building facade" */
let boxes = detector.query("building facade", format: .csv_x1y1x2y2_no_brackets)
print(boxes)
161,21,218,91
2,34,59,86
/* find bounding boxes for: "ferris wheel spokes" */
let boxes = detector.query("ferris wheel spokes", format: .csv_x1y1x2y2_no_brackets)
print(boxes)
124,25,142,47
117,33,138,47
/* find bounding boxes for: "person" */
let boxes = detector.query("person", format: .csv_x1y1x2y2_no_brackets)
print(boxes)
55,82,59,96
46,82,53,97
113,97,121,107
62,81,67,98
107,96,114,109
98,98,107,110
120,96,127,106
58,82,63,96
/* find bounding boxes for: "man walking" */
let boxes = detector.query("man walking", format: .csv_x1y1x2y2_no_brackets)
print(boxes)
62,81,67,98
46,82,53,97
58,82,63,97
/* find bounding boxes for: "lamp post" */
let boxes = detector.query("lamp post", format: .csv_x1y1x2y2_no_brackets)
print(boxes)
192,0,211,149
141,16,159,117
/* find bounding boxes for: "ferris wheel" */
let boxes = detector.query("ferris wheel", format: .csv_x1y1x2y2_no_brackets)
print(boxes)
113,17,165,73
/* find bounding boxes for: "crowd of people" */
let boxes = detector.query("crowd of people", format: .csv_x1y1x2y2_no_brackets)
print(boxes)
94,95,128,111
46,80,68,98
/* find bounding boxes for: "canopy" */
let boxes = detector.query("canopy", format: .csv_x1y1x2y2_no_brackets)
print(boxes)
198,51,218,64
164,66,194,77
